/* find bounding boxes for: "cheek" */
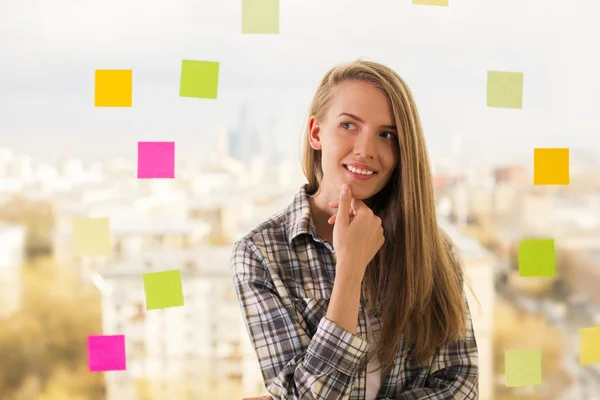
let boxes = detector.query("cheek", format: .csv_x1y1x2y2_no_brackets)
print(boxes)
382,149,399,170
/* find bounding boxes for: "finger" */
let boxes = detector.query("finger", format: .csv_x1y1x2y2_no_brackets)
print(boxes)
329,203,356,215
328,206,356,225
351,197,367,213
336,184,352,226
330,201,356,216
333,196,366,211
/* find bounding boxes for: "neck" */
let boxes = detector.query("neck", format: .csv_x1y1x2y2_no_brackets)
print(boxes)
307,191,335,244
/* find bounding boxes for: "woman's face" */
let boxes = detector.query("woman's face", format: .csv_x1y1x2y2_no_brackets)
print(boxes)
308,80,400,201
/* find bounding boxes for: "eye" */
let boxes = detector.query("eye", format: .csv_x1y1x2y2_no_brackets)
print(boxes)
381,131,397,140
341,122,356,130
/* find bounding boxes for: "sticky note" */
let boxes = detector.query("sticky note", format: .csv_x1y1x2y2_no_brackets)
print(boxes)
143,269,184,310
412,0,448,6
72,217,111,256
88,335,126,371
242,0,280,33
487,71,524,109
179,60,220,99
518,238,555,277
533,148,570,185
505,349,542,387
95,70,132,107
579,326,600,365
137,141,175,179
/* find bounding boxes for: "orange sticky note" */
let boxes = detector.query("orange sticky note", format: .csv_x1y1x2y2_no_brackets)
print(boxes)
95,70,133,107
533,148,569,185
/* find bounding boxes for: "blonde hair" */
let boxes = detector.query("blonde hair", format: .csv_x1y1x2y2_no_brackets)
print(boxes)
300,59,476,374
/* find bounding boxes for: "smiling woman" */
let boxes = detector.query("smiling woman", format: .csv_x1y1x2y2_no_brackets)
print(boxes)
231,59,479,400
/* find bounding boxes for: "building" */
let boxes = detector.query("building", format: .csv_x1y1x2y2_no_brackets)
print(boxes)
440,220,496,400
52,197,212,275
493,166,526,186
93,246,250,400
0,223,26,318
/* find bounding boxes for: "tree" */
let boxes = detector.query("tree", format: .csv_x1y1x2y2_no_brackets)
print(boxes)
0,195,54,258
0,257,105,399
493,299,572,400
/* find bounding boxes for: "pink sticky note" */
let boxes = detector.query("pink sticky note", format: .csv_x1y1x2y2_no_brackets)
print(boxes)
88,335,126,372
137,141,175,178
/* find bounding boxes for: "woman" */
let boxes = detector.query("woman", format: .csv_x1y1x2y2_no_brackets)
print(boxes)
232,59,479,400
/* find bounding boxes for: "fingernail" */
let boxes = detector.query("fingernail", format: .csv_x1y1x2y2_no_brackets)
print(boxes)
341,184,348,195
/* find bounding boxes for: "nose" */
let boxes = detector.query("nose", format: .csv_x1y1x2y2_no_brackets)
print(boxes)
353,132,376,160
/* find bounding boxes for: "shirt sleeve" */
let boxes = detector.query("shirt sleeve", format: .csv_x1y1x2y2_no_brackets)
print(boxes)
394,292,479,400
231,238,369,400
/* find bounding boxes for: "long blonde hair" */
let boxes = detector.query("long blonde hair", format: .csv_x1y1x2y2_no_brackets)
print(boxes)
300,59,475,374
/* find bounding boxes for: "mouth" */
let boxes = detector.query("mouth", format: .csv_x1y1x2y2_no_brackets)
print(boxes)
343,164,378,180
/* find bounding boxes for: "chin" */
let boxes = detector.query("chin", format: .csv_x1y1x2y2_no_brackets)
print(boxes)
346,184,375,200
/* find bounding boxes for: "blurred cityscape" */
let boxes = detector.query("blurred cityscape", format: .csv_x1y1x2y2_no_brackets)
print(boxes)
1,107,600,400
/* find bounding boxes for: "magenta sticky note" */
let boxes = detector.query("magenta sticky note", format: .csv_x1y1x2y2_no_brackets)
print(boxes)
137,141,175,178
87,335,126,372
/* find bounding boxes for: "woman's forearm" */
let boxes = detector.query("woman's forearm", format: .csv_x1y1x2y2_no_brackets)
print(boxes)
326,260,363,335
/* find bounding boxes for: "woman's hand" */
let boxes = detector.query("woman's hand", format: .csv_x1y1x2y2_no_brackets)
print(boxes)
331,184,385,280
327,199,356,225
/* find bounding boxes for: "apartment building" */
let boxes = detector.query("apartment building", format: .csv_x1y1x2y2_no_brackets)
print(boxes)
94,246,248,400
52,198,211,275
440,221,496,400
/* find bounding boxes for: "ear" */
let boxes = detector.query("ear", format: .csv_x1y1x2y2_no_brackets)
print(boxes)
308,116,323,150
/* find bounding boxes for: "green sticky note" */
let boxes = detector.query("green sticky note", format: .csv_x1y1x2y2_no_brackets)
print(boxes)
143,270,184,310
487,71,524,109
72,217,111,256
179,60,220,99
412,0,448,6
579,326,600,365
505,349,542,387
518,238,555,277
242,0,280,34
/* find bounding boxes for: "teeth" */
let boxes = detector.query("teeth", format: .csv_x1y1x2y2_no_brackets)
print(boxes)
346,165,374,175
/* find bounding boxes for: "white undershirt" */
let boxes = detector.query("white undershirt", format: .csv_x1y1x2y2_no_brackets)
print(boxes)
365,312,382,400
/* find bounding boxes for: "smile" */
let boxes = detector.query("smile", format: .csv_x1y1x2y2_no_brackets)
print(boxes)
343,164,377,180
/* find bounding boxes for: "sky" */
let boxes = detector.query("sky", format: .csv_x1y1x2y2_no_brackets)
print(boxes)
1,0,599,164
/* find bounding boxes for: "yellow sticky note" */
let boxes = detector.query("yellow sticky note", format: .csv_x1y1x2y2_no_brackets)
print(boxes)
579,326,600,365
533,148,569,185
95,70,132,107
72,217,111,256
505,349,542,387
242,0,280,34
487,71,524,109
412,0,448,6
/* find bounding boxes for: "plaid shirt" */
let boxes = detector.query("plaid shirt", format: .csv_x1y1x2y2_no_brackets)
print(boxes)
231,184,479,399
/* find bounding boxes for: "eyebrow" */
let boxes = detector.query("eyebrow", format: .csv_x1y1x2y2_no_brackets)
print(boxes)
338,112,397,131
